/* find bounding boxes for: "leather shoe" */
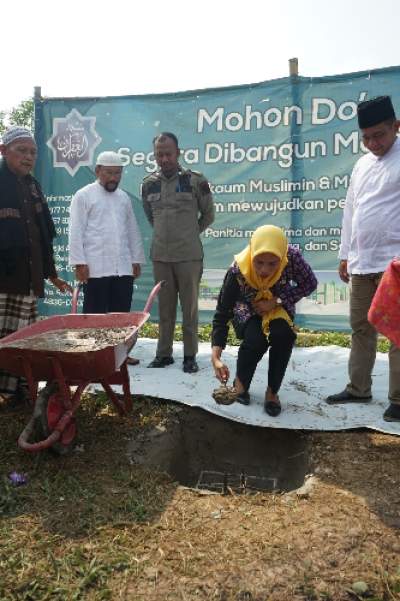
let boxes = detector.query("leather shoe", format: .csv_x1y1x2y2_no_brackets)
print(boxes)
126,357,140,366
147,356,174,368
183,356,199,373
325,389,372,404
383,403,400,422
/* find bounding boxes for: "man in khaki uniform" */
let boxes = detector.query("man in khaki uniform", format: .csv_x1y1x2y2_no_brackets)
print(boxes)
142,132,214,373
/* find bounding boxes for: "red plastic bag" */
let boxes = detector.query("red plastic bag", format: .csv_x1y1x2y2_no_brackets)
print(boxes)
368,259,400,347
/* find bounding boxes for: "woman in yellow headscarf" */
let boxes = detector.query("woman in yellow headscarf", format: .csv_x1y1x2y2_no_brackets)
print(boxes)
211,225,317,416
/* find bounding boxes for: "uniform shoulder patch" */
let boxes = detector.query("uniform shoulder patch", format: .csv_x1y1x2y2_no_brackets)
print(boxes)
144,179,162,195
142,174,161,200
199,180,211,195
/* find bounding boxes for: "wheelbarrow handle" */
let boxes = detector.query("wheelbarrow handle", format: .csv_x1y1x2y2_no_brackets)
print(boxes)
71,280,164,315
143,280,166,314
71,283,84,314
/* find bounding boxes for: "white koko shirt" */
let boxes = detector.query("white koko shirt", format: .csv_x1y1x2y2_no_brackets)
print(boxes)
68,182,145,278
339,136,400,274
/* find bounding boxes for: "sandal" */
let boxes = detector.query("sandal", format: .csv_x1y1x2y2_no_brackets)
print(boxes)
264,392,281,417
236,391,250,406
264,401,281,416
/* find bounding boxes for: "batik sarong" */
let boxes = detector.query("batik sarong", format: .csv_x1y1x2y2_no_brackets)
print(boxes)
0,293,37,394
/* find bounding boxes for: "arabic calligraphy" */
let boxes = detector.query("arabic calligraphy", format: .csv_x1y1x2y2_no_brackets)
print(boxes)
56,124,89,160
47,109,102,176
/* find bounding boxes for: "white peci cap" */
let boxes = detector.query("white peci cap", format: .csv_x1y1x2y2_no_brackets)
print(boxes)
95,151,123,167
2,126,35,146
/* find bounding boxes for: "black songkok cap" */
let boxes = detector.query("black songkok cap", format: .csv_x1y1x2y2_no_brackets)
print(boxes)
357,95,396,129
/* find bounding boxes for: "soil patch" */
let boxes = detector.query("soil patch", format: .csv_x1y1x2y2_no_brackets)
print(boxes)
1,326,135,352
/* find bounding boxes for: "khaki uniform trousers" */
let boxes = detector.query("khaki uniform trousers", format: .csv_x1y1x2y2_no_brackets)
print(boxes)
153,260,203,359
347,273,400,403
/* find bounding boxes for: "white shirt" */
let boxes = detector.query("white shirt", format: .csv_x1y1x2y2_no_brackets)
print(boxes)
68,181,145,278
340,136,400,274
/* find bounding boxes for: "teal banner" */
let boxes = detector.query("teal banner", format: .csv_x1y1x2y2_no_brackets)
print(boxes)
35,66,400,330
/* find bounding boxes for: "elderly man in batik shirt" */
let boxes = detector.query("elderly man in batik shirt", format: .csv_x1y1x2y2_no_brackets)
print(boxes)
0,126,70,403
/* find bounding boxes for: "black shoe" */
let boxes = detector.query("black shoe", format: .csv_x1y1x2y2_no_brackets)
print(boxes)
16,384,30,403
383,403,400,422
147,356,174,368
183,356,199,373
325,389,372,404
236,391,250,406
126,357,140,366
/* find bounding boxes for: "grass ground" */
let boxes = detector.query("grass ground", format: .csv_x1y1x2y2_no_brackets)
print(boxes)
0,327,399,600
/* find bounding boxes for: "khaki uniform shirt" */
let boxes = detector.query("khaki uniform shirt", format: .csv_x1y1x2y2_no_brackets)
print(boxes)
141,168,214,262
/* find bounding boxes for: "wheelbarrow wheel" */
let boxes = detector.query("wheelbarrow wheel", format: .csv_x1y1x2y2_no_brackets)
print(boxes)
33,382,77,455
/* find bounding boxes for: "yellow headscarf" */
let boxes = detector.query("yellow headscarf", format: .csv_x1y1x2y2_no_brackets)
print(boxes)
234,225,293,334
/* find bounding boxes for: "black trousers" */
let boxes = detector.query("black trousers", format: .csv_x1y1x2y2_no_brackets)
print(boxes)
83,276,134,314
236,316,296,393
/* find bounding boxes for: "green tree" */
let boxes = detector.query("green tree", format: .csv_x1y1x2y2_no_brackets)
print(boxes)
0,110,6,137
0,99,34,136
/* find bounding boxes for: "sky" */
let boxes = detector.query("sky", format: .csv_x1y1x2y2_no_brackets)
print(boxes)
2,0,399,111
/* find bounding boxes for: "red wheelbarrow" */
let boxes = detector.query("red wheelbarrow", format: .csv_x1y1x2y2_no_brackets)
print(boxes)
0,282,163,454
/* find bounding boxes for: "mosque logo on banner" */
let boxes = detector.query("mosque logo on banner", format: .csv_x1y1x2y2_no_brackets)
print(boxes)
47,109,102,176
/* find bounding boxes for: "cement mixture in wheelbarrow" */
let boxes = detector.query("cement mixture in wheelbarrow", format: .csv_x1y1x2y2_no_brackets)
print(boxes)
1,326,135,353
